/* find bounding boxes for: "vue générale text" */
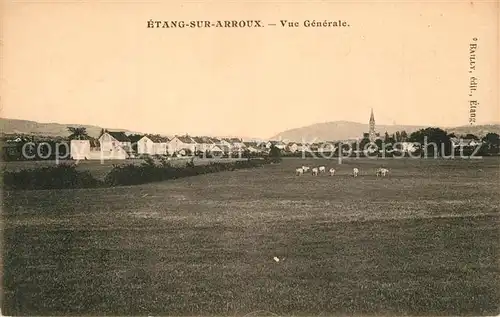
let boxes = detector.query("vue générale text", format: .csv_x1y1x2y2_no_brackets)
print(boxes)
147,20,350,28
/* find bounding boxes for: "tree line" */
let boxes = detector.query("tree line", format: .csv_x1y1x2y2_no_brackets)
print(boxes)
3,126,500,161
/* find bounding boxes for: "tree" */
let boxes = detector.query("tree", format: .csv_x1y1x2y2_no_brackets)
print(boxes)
241,149,251,158
182,148,192,156
359,137,371,153
409,127,453,156
374,139,383,155
67,127,89,140
400,130,408,142
463,133,479,140
186,156,195,168
482,132,500,154
395,131,401,142
384,132,391,143
268,144,282,163
382,132,394,154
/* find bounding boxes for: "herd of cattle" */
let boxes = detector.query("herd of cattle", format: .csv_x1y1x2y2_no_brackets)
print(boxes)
295,165,390,177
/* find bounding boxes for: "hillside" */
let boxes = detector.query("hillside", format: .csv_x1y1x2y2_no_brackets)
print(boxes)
271,121,500,142
446,124,500,138
0,118,264,140
0,118,141,138
270,121,426,142
2,117,498,142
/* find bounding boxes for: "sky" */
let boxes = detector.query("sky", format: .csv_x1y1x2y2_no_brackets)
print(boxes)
2,0,499,139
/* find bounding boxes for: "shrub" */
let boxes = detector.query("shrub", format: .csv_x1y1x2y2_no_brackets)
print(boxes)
2,164,101,190
268,145,282,163
186,157,195,168
4,158,268,190
103,159,265,186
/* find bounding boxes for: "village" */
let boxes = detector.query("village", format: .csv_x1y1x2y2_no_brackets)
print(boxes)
1,109,491,162
1,128,300,161
1,127,486,162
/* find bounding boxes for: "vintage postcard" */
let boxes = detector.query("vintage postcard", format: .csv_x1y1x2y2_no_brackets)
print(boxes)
1,0,499,316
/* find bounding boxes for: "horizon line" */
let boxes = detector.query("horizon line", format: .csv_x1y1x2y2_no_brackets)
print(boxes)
1,116,499,140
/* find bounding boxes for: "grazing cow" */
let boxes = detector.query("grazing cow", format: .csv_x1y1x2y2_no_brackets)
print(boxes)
302,166,310,172
376,168,389,177
319,166,326,173
295,167,304,176
311,167,319,176
353,167,359,177
329,168,336,176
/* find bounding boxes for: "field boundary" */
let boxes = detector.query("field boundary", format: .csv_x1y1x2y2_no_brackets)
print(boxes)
2,158,271,190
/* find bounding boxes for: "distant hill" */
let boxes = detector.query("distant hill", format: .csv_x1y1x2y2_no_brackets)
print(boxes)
446,124,500,138
0,118,261,141
270,121,426,142
1,117,498,142
270,121,500,142
0,118,143,138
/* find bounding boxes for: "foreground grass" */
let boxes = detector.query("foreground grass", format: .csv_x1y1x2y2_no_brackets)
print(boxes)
2,157,500,315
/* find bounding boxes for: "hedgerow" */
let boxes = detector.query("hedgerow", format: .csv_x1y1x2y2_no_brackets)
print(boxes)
3,159,268,190
2,164,102,190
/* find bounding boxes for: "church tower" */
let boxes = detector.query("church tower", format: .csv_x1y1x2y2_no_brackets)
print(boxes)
368,108,376,142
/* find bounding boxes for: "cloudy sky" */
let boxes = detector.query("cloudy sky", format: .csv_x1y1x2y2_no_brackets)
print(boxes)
2,0,498,138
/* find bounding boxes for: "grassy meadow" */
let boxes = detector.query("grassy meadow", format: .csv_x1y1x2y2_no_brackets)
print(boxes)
2,157,500,315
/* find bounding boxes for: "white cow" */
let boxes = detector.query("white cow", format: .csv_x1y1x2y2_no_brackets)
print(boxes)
329,168,336,176
302,166,310,172
376,168,389,177
295,167,304,176
319,166,326,173
311,167,319,176
353,167,359,177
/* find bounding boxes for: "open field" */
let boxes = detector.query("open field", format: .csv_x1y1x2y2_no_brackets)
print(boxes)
2,157,500,315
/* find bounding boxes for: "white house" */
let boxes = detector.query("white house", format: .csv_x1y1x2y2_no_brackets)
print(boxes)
224,138,245,149
101,146,128,160
401,142,419,153
451,138,482,148
210,145,224,156
168,135,197,155
318,142,336,153
137,136,155,155
191,136,216,153
98,131,132,159
137,135,170,155
219,138,232,148
243,142,261,153
218,145,232,154
99,131,131,151
266,140,286,150
70,140,91,160
287,143,299,153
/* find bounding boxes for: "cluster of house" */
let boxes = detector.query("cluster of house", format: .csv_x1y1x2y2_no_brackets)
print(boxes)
1,130,484,161
76,130,482,160
70,131,295,160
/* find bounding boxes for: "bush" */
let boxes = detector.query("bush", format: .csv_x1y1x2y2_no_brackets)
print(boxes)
268,145,282,163
103,159,265,186
2,164,101,190
186,157,195,168
4,159,268,190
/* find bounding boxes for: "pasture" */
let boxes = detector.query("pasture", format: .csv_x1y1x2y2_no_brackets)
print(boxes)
2,157,500,315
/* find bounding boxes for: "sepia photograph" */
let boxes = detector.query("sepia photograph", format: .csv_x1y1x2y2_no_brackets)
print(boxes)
1,0,499,316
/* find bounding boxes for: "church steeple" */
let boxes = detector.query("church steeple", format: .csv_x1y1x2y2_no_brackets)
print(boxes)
369,108,376,142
